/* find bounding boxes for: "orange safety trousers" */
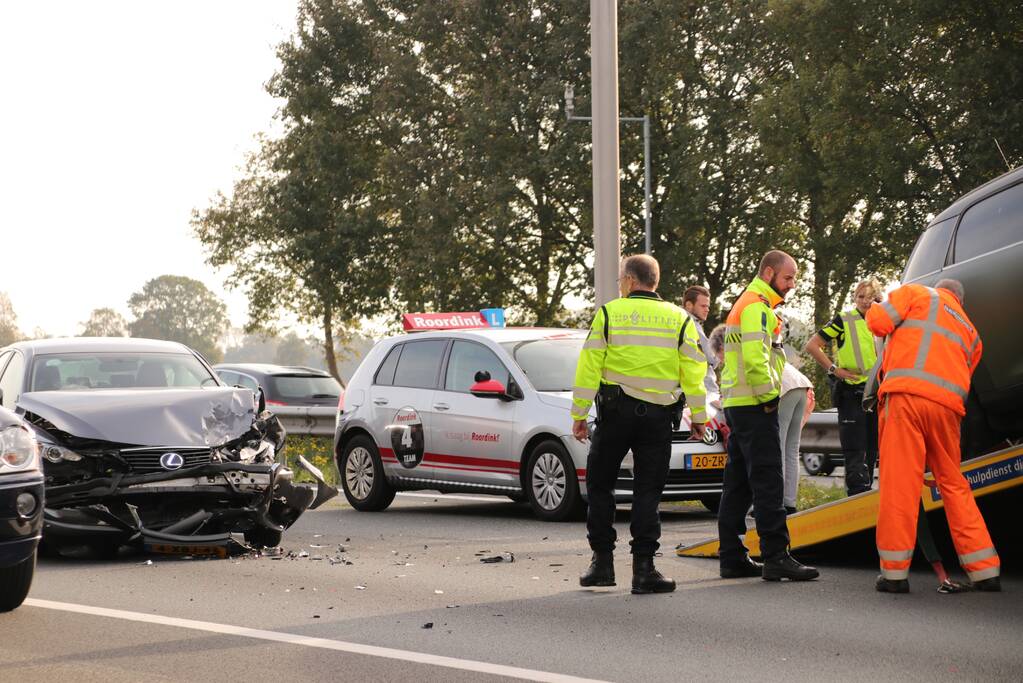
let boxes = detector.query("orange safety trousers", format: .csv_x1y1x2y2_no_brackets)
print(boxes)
877,393,1000,582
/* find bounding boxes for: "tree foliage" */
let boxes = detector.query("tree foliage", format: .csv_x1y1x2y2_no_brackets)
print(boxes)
127,275,229,362
0,292,22,347
196,0,1023,343
80,307,128,337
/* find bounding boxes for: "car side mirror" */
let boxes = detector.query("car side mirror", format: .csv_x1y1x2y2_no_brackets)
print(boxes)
470,378,513,401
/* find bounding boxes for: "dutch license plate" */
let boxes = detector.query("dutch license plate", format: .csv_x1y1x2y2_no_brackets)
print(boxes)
685,453,727,470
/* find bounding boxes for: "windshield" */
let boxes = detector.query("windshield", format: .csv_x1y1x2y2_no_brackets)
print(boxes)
30,352,218,391
269,374,341,400
500,337,584,392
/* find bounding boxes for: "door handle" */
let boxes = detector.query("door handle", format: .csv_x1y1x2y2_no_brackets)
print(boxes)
373,398,389,406
433,403,450,411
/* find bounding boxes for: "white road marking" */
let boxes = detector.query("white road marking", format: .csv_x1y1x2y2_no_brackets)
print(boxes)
398,492,507,503
25,598,605,683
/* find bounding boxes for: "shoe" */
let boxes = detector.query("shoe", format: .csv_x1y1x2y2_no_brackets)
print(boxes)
720,555,763,578
631,555,676,594
973,576,1001,592
875,574,910,593
762,553,819,581
579,551,615,587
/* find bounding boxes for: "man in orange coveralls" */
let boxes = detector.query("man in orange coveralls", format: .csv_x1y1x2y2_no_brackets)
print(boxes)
866,278,1000,593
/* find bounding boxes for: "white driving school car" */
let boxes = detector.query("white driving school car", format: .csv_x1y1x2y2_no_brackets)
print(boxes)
333,322,726,521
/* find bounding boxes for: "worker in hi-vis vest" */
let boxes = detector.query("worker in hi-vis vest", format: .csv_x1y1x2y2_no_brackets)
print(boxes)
717,250,819,582
805,279,883,496
867,278,1000,593
571,255,707,595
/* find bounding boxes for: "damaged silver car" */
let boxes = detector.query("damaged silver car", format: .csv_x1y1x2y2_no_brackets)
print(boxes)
0,338,337,557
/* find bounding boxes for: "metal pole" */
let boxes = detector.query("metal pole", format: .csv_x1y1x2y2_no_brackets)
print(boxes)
643,115,651,255
590,0,621,307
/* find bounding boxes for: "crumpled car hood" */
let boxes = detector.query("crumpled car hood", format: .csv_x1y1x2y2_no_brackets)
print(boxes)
18,388,256,447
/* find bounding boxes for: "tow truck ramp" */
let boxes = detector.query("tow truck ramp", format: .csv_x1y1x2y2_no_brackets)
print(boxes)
677,443,1023,558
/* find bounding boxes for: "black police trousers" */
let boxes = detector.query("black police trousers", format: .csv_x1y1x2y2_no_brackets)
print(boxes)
585,393,672,557
718,402,790,565
834,380,879,495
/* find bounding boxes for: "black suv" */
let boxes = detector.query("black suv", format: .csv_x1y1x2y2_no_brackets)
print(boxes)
214,363,342,407
901,166,1023,452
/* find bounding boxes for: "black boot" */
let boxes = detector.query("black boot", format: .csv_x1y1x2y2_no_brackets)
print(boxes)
973,576,1001,592
631,555,676,594
762,553,819,581
579,551,615,587
720,555,763,579
875,574,910,593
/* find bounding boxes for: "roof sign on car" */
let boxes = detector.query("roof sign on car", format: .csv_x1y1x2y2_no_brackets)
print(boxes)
402,309,506,332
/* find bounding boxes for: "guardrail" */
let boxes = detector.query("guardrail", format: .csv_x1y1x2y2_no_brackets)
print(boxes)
799,410,842,455
271,406,337,437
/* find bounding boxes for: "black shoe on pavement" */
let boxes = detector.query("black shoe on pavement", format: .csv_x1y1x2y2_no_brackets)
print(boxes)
720,555,763,579
579,551,615,587
973,576,1001,592
762,553,819,581
632,555,676,594
875,574,910,593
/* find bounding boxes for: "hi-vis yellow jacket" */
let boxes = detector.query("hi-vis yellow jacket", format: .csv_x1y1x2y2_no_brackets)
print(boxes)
817,308,878,385
571,291,708,423
720,277,786,408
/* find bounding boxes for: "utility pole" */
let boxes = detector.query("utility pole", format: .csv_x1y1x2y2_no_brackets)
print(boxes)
589,0,621,307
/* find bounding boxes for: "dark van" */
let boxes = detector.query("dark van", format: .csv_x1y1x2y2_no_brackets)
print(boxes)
901,166,1023,453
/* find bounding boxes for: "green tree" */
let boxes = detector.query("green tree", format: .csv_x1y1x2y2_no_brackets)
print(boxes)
127,275,229,362
80,307,128,337
0,292,22,346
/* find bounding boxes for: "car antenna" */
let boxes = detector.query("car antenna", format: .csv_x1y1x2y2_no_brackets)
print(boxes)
994,138,1011,171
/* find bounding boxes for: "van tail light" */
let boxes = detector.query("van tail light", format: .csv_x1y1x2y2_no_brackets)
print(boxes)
266,399,287,407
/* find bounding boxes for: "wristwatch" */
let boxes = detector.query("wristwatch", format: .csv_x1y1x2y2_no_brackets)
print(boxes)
827,364,837,376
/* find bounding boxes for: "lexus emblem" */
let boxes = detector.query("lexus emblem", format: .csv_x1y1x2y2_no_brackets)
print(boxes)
160,452,185,471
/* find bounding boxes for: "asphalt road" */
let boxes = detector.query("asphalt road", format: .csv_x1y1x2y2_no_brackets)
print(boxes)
3,493,1021,682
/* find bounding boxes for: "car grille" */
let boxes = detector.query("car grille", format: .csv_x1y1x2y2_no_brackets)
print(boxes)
118,448,213,473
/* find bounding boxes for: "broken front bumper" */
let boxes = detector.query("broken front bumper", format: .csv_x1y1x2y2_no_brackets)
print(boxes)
42,456,337,553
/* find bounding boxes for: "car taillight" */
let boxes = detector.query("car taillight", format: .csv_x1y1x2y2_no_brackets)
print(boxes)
266,399,287,406
337,390,346,413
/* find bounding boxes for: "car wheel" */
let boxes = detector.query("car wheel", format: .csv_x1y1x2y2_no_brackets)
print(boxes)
801,452,825,476
819,459,837,476
525,440,583,522
700,495,721,514
244,528,283,549
0,553,35,612
340,435,396,512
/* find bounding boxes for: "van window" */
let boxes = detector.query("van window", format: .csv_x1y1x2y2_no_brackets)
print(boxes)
903,217,954,281
444,341,509,393
374,345,402,386
954,182,1023,263
392,340,447,389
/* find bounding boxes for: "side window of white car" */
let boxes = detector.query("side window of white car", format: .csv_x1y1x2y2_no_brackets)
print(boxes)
444,341,509,393
392,340,447,389
0,352,25,409
374,345,402,386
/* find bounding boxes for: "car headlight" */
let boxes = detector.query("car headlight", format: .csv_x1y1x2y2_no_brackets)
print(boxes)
0,426,42,472
40,444,84,464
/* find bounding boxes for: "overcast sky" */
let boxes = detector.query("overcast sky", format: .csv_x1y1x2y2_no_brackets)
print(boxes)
1,1,298,336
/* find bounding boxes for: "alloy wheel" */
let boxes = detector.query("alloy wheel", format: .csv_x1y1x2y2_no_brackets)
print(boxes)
532,451,567,511
346,446,375,500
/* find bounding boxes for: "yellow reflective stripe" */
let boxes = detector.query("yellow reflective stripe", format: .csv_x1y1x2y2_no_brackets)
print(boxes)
583,338,606,350
619,385,679,405
884,368,968,399
680,344,705,362
958,547,998,565
878,548,914,561
572,386,598,400
966,566,1000,581
607,333,679,350
686,394,706,407
608,325,678,335
841,313,868,374
721,382,774,398
741,331,769,343
881,301,902,326
602,369,678,392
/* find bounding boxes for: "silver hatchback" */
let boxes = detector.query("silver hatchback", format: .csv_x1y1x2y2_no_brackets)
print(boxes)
334,327,726,521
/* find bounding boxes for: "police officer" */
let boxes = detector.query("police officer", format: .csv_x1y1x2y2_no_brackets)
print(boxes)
717,250,818,581
571,255,707,594
804,279,881,495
